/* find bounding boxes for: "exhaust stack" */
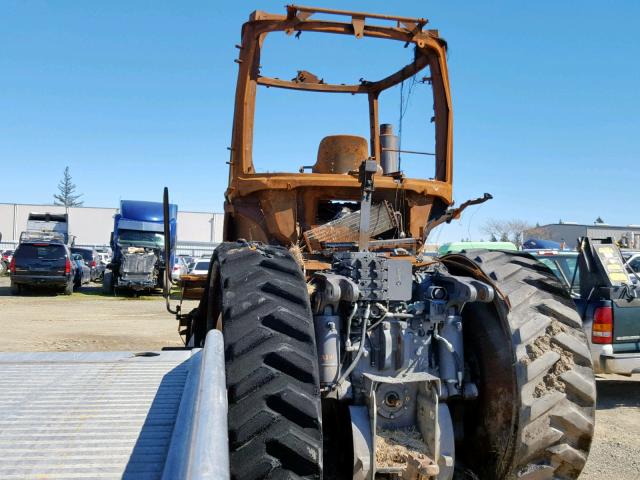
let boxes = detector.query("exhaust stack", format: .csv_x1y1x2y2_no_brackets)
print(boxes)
380,123,399,174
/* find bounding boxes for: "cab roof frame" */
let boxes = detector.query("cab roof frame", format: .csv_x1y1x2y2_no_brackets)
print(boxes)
228,4,453,194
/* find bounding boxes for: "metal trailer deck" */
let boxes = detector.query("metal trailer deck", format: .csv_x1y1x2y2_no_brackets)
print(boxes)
0,331,228,480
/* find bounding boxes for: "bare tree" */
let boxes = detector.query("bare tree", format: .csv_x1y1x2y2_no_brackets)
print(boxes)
481,219,520,243
481,218,533,247
480,219,510,242
53,166,83,207
506,219,532,247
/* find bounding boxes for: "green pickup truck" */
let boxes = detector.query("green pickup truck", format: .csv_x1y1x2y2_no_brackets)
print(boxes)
531,240,640,375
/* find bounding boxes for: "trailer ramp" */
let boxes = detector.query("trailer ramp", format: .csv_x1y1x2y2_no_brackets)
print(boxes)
0,331,228,480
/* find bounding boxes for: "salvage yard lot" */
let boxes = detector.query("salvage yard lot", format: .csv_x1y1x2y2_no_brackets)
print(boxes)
0,275,638,478
0,275,187,352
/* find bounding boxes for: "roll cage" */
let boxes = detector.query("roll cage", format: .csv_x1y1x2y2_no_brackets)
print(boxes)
224,5,454,247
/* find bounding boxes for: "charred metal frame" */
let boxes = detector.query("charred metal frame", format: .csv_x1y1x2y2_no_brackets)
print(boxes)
224,5,454,247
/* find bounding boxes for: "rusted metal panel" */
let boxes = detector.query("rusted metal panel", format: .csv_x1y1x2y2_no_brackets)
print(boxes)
304,201,397,252
230,175,452,200
259,189,298,244
313,135,369,174
180,274,207,300
285,5,428,27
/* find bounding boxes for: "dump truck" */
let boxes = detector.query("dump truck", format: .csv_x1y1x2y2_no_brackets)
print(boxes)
103,200,177,293
171,6,596,480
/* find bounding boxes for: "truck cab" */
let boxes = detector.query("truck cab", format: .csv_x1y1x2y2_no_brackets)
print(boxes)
104,200,177,293
532,239,640,375
575,238,640,375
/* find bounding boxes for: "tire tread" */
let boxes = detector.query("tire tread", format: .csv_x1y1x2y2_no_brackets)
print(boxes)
455,250,595,479
215,242,322,480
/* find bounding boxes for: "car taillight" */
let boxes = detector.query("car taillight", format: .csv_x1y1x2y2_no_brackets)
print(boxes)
65,258,71,274
592,306,613,344
9,257,15,274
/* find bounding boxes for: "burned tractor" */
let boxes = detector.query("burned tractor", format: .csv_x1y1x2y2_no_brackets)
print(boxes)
179,6,595,480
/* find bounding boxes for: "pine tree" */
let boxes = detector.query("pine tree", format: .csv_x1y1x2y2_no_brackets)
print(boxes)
53,166,83,207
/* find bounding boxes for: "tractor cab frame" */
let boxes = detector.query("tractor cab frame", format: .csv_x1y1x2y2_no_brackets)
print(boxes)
224,5,453,252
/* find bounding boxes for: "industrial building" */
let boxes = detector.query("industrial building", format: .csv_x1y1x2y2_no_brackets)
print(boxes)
0,202,223,252
525,222,640,249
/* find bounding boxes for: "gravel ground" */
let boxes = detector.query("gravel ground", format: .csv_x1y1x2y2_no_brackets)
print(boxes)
581,374,640,479
1,275,638,478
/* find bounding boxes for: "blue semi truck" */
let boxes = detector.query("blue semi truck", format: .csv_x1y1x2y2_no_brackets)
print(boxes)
103,200,177,293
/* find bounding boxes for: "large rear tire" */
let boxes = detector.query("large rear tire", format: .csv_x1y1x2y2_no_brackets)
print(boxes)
198,242,323,480
444,251,596,480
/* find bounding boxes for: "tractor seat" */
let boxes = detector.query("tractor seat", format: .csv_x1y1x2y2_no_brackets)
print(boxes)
312,135,369,174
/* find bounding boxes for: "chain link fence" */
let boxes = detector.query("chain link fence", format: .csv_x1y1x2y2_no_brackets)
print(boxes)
1,240,218,259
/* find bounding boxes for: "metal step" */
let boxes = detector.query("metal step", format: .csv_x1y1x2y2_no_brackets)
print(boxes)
0,331,228,480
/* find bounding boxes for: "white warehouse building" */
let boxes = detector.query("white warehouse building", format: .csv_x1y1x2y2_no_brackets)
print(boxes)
0,202,224,248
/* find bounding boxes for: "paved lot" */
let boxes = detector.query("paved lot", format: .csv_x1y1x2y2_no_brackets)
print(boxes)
0,275,638,478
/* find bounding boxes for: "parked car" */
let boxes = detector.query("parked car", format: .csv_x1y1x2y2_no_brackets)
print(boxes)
171,257,189,281
2,250,14,264
529,250,579,294
71,253,91,290
531,240,640,375
97,252,111,266
190,259,210,276
0,250,12,275
71,247,102,282
622,251,640,275
438,241,518,255
10,241,77,295
178,255,195,266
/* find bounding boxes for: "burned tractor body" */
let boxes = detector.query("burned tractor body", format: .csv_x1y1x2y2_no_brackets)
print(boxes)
184,6,595,480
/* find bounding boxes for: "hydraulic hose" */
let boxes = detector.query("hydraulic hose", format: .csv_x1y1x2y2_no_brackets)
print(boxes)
333,302,370,391
367,302,413,332
433,329,464,388
344,303,359,350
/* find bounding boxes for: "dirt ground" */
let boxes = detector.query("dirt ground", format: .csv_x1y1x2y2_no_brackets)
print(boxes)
0,275,638,478
580,375,640,479
0,275,192,352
